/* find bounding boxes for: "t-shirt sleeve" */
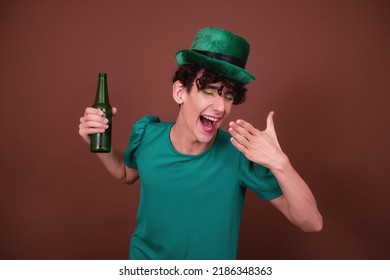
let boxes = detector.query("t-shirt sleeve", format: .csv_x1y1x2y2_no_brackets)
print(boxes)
123,115,160,169
238,153,283,200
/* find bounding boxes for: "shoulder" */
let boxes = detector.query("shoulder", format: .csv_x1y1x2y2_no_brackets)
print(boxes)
129,115,168,145
124,115,171,168
131,114,174,144
132,114,173,133
132,114,161,131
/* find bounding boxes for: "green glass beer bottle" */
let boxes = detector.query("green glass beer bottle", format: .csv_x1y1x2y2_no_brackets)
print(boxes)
90,73,112,153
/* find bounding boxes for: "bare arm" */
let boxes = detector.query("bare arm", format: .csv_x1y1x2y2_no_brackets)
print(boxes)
229,111,323,232
95,148,139,184
268,159,322,232
79,107,139,185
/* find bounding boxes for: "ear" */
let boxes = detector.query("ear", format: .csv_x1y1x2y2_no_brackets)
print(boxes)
172,80,186,105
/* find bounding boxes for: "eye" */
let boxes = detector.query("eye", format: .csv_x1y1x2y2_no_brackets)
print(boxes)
201,88,218,95
224,92,235,101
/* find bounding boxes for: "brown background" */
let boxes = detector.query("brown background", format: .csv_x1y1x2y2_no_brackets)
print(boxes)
1,0,389,260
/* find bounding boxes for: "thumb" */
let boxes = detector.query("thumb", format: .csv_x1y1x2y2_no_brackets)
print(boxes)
112,107,118,116
266,111,282,149
266,111,275,131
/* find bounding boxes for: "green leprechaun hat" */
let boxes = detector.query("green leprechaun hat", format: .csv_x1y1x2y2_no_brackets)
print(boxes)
175,27,256,84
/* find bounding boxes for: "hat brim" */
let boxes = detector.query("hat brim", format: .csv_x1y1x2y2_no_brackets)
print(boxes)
175,49,255,84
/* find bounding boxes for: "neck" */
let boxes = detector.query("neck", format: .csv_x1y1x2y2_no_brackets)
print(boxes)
170,121,215,155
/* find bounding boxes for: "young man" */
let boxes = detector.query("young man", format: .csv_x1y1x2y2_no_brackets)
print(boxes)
79,27,323,260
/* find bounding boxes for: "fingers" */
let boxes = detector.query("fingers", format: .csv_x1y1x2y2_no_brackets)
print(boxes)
84,106,117,117
78,125,105,143
230,112,276,138
230,135,249,154
229,119,259,145
229,112,283,166
228,114,277,147
82,106,116,123
81,109,109,127
84,107,103,116
79,107,111,143
229,120,254,137
79,119,108,131
235,119,258,135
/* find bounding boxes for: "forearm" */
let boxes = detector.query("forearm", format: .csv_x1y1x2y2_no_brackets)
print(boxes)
96,147,138,184
271,156,323,232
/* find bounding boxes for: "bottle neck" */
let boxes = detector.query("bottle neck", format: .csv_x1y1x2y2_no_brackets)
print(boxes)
94,73,109,104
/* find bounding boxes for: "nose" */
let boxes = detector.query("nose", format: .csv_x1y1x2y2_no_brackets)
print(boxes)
212,95,225,113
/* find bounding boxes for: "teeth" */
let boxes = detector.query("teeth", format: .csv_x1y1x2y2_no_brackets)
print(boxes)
202,115,219,122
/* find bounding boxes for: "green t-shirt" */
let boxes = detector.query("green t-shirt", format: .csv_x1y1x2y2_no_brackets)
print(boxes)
124,115,282,260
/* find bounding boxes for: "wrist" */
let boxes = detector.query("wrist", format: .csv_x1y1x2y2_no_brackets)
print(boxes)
269,152,290,173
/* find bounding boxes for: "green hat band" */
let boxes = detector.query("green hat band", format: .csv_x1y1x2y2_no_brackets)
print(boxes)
193,49,246,69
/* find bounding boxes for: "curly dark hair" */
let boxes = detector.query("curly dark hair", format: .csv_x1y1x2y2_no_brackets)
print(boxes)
172,64,247,105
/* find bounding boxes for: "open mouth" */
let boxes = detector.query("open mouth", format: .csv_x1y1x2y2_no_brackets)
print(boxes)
200,115,220,133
